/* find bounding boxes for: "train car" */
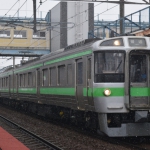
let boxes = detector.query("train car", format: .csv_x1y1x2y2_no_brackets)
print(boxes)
0,36,150,137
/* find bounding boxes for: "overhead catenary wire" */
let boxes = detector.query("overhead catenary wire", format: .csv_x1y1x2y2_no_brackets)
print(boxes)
0,1,43,65
49,4,119,41
0,1,118,65
34,3,119,48
20,2,118,50
1,0,20,19
28,2,104,48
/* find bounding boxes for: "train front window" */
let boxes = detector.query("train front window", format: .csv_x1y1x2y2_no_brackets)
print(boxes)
94,52,125,83
130,55,147,83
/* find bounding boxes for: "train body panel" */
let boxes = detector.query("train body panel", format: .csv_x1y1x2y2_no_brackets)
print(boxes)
92,83,128,113
99,114,150,137
1,37,150,137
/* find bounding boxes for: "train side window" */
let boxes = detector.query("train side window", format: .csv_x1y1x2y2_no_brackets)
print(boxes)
77,62,83,84
130,55,147,82
25,74,27,87
1,78,2,88
2,78,4,87
9,75,11,88
15,74,18,89
6,77,8,87
67,64,72,85
5,78,6,87
23,74,24,87
58,65,65,86
0,78,1,88
20,74,23,87
88,58,91,79
28,72,32,87
3,78,4,87
4,78,6,87
1,78,3,87
5,78,7,87
32,71,36,86
43,69,48,86
50,67,56,86
15,75,17,88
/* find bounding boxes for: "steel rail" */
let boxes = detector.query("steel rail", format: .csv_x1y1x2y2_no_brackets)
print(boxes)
0,115,63,150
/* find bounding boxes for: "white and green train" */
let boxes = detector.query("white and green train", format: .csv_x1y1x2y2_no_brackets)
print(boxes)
0,36,150,137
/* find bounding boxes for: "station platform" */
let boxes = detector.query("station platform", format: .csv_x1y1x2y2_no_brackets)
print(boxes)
0,127,29,150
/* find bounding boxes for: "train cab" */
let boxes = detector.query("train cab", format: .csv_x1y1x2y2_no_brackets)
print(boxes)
92,36,150,136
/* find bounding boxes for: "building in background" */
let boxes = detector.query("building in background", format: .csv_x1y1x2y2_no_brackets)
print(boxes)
0,20,49,49
49,2,94,52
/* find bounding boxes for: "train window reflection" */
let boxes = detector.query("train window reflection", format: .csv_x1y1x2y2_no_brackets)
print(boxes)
58,65,65,86
28,72,32,87
130,55,147,82
94,52,125,83
77,62,83,84
43,69,48,86
67,64,72,85
50,67,57,86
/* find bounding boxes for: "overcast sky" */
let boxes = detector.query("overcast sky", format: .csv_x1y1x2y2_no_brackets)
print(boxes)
0,0,149,67
0,0,148,20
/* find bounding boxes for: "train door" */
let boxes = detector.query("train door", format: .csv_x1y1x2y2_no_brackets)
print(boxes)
36,69,40,99
86,56,94,107
9,75,11,98
76,59,85,110
129,54,149,108
16,74,18,98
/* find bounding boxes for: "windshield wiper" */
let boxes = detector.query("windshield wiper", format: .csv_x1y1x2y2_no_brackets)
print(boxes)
115,60,122,73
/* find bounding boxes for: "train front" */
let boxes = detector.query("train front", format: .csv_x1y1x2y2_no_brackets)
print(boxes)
93,37,150,137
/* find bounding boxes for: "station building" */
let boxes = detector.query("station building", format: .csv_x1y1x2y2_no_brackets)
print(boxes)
0,19,50,49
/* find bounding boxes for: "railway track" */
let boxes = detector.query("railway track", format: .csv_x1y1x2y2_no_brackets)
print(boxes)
0,104,149,150
0,115,63,150
66,126,148,150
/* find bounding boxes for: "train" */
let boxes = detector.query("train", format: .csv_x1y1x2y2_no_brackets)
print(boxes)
0,36,150,137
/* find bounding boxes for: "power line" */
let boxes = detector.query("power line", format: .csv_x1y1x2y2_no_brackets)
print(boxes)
44,3,118,43
12,0,28,18
1,0,20,19
0,1,43,65
29,2,104,48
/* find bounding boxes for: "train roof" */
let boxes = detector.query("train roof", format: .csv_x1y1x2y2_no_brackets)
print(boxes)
92,36,150,51
0,36,150,74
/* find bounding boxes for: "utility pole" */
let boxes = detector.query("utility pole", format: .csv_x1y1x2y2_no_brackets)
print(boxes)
13,56,15,69
33,0,36,33
120,0,124,35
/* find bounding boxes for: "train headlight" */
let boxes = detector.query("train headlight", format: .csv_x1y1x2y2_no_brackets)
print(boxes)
114,40,120,46
104,89,111,96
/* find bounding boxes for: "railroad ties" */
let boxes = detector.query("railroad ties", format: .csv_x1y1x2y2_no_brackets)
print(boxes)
0,115,63,150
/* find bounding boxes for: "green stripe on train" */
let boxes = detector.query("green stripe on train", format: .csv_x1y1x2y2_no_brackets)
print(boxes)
18,88,37,94
44,50,92,65
0,88,9,92
40,88,75,96
130,87,150,96
14,50,92,73
83,87,125,97
15,64,43,73
0,87,126,97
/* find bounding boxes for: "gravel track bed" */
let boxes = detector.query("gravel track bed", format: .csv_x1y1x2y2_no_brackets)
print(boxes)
0,105,146,150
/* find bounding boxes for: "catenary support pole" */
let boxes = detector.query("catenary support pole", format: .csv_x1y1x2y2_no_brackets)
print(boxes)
120,0,124,35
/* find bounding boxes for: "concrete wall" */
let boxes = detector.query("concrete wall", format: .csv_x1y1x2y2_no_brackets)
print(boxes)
67,2,94,45
50,2,94,52
50,3,61,51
